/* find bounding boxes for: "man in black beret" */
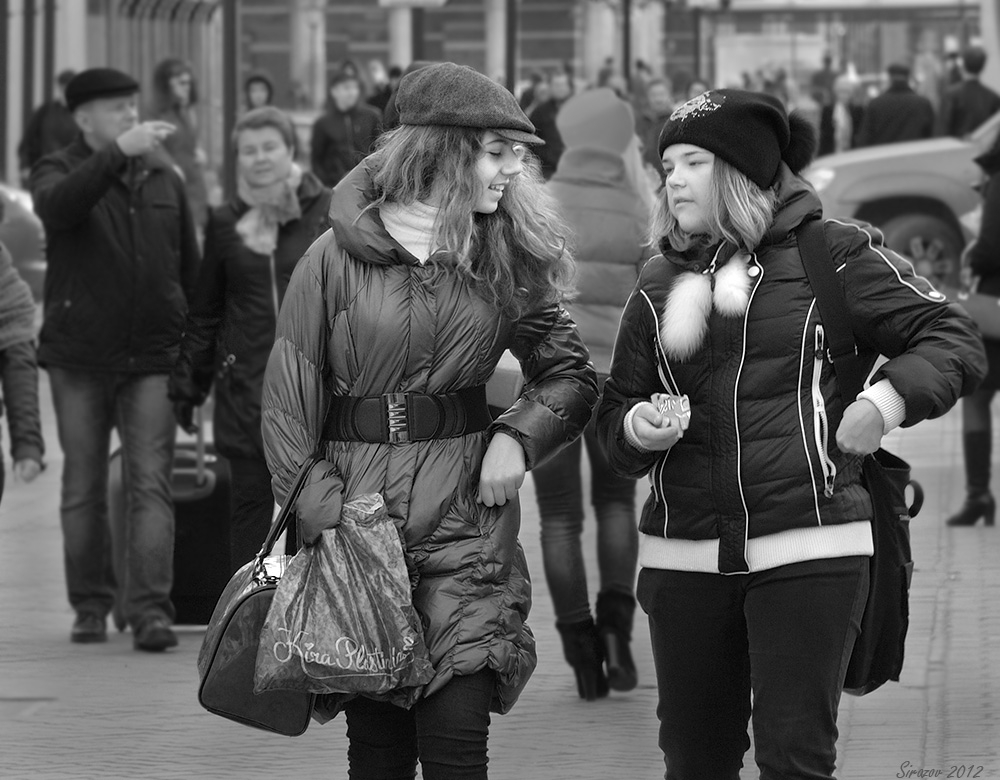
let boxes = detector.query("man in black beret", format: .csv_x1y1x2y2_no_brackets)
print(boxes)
29,67,200,652
310,66,383,188
855,62,936,147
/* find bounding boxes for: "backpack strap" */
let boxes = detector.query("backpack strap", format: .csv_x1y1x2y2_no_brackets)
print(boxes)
796,218,867,404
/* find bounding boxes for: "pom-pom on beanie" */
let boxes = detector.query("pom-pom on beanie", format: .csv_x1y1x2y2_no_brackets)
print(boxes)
657,89,816,189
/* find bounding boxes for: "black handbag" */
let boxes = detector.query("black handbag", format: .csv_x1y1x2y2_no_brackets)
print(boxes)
797,219,924,696
196,454,322,735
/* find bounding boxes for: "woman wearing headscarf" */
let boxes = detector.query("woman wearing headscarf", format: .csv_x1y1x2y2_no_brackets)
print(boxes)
169,107,331,571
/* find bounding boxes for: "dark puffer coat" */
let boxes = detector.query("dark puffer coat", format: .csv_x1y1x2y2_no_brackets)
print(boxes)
169,172,331,461
598,166,985,575
261,164,598,712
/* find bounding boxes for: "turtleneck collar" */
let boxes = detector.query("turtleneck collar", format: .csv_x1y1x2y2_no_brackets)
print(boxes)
379,199,441,264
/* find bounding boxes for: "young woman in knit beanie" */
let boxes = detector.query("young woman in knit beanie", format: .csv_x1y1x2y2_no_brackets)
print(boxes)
596,89,986,778
260,62,597,779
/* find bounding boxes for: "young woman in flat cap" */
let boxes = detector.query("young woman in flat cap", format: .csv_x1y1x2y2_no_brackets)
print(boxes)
597,89,985,779
261,62,597,779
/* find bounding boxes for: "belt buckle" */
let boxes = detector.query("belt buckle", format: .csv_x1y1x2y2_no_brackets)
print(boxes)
384,393,409,443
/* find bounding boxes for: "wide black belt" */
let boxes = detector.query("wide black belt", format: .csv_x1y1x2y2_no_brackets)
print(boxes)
323,385,492,444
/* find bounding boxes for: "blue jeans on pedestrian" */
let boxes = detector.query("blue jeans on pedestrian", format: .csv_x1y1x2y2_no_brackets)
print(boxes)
637,555,870,780
49,368,176,628
344,669,495,780
532,414,638,623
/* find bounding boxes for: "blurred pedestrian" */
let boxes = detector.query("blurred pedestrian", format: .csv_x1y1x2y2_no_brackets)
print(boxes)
635,78,674,176
29,67,200,651
169,107,331,572
518,71,545,112
0,237,44,506
855,63,935,147
528,69,573,179
367,59,393,113
597,89,985,778
151,58,210,230
819,75,863,156
938,46,1000,138
310,67,383,188
536,88,649,701
810,53,838,113
243,70,274,111
686,78,710,101
17,69,78,185
944,138,1000,527
261,61,597,779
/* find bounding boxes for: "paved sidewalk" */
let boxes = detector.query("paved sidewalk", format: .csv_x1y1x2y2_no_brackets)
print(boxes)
1,371,999,779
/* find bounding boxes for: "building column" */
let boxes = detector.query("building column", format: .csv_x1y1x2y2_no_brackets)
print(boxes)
291,0,326,109
485,0,505,82
388,8,413,68
582,0,616,85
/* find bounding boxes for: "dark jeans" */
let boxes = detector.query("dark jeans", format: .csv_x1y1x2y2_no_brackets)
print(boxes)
48,368,176,627
532,417,638,623
637,556,870,780
344,670,495,780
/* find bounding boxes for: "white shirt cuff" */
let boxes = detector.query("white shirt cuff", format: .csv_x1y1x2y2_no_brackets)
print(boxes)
857,378,907,434
623,402,654,451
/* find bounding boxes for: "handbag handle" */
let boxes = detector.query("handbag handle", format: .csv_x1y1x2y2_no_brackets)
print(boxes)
255,452,323,563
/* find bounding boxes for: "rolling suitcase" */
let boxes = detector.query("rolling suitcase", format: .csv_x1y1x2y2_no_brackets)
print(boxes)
109,416,232,628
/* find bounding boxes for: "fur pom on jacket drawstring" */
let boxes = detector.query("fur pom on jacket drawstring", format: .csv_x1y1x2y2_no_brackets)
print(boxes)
660,253,753,360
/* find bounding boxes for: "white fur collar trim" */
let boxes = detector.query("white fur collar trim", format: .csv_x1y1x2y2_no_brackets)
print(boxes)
660,254,753,360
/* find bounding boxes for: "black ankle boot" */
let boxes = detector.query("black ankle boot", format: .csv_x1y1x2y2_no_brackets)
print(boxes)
596,590,638,692
947,431,995,527
946,490,996,526
555,618,608,701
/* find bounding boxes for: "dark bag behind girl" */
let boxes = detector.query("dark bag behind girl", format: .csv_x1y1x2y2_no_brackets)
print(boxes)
797,219,923,696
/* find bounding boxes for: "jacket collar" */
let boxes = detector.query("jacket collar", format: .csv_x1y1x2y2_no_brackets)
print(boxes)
328,162,423,267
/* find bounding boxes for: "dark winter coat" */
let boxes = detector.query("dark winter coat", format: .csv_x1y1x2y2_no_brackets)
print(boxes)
634,107,673,173
527,99,567,179
17,101,78,176
546,147,650,374
597,166,985,575
261,163,598,712
309,103,383,188
0,340,44,466
938,79,1000,138
169,172,331,461
30,137,200,373
855,83,936,147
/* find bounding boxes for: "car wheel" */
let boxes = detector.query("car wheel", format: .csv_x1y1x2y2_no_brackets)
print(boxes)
878,213,964,288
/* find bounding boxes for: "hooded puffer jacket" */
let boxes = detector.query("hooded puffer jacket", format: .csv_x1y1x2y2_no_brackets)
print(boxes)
598,165,986,575
261,163,598,713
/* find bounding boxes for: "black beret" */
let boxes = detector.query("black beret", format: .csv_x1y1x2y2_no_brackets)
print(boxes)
396,62,543,145
65,68,139,112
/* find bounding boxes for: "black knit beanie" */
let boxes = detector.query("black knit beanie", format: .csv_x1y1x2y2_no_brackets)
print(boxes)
657,89,816,189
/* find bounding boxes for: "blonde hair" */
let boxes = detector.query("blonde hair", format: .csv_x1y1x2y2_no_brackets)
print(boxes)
649,154,779,253
362,124,575,318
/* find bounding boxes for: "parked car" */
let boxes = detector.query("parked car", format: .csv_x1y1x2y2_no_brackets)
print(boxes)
0,181,45,300
803,109,1000,286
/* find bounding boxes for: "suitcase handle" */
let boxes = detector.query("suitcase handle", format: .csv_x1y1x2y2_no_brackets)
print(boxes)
195,407,207,486
173,467,218,504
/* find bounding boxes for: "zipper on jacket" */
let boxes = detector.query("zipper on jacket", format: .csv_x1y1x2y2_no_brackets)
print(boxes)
812,325,837,498
268,253,280,321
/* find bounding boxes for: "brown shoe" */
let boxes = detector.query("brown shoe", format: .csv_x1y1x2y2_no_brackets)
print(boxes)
133,616,178,652
71,613,107,644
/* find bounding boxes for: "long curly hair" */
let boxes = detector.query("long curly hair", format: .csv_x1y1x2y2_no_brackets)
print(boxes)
361,124,575,319
650,155,778,253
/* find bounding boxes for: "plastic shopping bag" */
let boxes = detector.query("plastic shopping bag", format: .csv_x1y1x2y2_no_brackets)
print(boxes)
254,493,434,706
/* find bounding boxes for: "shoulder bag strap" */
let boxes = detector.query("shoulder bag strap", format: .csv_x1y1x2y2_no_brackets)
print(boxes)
256,452,323,562
796,218,867,405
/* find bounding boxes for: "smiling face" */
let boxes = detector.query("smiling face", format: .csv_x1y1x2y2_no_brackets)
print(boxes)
473,131,526,214
236,125,294,188
661,143,716,235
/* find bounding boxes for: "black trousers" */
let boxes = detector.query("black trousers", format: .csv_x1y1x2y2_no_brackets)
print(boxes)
227,456,298,572
638,556,869,780
344,670,495,780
